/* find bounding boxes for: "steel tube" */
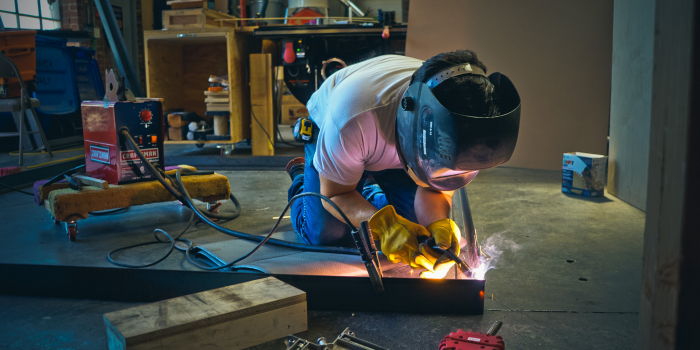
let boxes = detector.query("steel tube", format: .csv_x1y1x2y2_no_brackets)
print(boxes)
0,263,485,314
460,187,480,269
93,0,143,97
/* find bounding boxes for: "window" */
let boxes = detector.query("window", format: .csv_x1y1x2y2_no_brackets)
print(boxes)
0,0,61,30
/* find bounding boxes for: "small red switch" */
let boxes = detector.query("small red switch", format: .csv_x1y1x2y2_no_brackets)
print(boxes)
140,109,152,122
138,136,143,145
284,41,296,64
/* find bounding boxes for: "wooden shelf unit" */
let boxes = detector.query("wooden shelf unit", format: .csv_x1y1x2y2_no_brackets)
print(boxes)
144,28,252,145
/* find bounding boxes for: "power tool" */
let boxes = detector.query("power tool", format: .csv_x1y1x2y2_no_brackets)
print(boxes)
81,70,164,185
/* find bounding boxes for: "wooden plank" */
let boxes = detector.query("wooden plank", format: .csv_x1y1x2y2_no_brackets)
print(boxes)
144,40,183,113
168,127,186,141
405,0,612,170
182,42,228,121
162,8,237,30
104,277,306,350
228,30,252,143
606,0,654,210
638,0,696,349
71,175,109,189
249,53,274,156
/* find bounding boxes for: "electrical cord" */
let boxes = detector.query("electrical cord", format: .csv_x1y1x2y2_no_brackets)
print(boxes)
119,128,360,256
107,211,196,268
0,182,34,196
250,108,275,150
90,207,129,215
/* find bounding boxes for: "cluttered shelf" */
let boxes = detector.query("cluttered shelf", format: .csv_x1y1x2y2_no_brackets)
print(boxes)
144,27,252,146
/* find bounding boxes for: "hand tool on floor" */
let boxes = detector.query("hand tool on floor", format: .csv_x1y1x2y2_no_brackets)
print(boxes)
286,327,388,350
439,321,505,350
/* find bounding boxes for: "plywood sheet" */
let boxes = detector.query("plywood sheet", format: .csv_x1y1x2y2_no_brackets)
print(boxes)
406,0,613,170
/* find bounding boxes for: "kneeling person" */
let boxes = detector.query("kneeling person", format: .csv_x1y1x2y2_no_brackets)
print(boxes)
286,50,521,278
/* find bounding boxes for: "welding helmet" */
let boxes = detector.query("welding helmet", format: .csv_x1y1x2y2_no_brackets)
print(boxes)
396,64,521,191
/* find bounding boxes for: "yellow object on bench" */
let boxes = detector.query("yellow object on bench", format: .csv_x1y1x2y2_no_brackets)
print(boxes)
41,167,231,223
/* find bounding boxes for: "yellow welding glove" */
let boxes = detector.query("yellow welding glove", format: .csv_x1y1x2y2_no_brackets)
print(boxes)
368,205,431,268
416,219,462,279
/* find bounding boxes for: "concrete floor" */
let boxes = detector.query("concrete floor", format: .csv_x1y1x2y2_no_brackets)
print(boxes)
0,167,645,349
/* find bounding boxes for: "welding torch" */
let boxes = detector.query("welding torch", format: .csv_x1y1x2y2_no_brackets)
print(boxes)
420,236,473,278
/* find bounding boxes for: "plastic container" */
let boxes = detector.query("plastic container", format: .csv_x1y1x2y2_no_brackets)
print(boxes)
33,35,79,114
69,47,105,101
0,29,37,98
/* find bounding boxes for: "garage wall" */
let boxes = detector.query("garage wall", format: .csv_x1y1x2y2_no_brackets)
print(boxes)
606,0,654,211
405,0,613,170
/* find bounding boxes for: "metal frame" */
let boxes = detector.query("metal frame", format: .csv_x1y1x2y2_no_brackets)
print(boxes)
0,263,485,314
0,0,61,30
93,0,143,97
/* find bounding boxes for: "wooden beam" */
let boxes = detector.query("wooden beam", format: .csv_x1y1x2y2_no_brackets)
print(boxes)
638,0,698,349
249,53,274,156
103,277,307,350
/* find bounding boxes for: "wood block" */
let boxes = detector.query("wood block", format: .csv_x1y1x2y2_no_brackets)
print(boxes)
167,0,227,12
167,114,190,128
206,103,230,111
169,127,186,141
71,175,109,189
162,8,237,30
249,53,275,156
205,96,230,103
104,277,307,350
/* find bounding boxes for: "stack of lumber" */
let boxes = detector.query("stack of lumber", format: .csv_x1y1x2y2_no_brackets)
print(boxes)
205,90,230,112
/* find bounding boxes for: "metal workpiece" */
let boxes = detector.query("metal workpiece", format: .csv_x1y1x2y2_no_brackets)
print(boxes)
460,187,481,269
286,328,389,350
0,263,485,314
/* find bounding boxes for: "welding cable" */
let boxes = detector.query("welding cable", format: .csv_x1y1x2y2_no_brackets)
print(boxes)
90,207,130,215
44,164,86,187
121,128,360,257
107,211,196,268
0,182,34,196
176,168,359,270
176,167,360,256
120,129,240,221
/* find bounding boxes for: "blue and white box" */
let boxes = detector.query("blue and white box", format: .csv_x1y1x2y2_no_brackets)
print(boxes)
562,152,608,197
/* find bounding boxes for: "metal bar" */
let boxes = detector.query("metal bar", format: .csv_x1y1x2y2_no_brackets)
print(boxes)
0,157,84,195
0,264,485,314
460,187,480,269
93,0,143,97
253,27,407,38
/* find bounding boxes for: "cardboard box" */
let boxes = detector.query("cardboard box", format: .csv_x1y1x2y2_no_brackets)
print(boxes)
562,152,608,197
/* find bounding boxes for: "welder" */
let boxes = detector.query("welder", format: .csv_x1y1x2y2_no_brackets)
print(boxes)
286,50,521,278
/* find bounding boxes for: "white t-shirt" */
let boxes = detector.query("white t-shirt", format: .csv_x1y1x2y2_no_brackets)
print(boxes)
308,55,424,186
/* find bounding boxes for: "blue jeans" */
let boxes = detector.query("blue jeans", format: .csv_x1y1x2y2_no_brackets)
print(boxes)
288,142,419,247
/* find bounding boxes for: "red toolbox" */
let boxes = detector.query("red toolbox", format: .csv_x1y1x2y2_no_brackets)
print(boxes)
0,29,37,98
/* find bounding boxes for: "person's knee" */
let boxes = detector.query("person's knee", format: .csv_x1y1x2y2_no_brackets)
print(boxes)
306,228,355,247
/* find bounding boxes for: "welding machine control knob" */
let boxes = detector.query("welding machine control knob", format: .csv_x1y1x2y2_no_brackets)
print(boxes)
140,110,152,122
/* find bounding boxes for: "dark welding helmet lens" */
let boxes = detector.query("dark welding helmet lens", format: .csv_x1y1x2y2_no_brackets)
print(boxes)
396,71,521,191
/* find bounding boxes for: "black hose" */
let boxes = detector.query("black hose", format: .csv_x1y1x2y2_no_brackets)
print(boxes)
120,129,360,256
121,129,240,221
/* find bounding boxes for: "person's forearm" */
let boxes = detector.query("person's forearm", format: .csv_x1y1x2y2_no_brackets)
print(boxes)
322,190,379,228
414,187,453,227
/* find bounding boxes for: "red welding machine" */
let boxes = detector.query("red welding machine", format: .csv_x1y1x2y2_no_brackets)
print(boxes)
81,70,164,185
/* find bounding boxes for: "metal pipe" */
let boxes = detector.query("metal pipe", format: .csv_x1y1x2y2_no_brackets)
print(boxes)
460,187,480,269
93,0,143,97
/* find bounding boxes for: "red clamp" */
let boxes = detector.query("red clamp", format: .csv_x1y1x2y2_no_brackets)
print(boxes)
438,329,505,350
